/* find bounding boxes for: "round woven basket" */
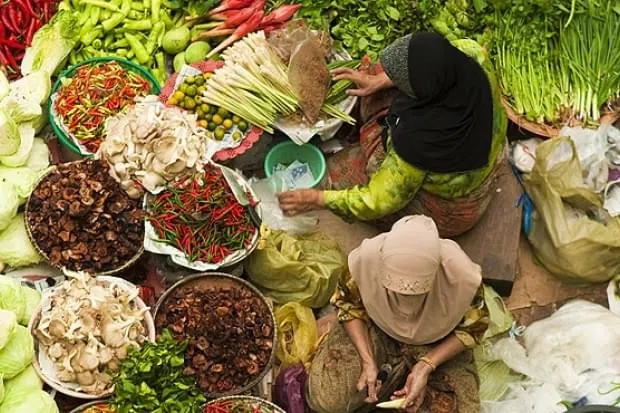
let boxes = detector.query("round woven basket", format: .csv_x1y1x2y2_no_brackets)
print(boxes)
501,96,620,138
205,395,285,413
153,272,277,400
24,160,145,276
68,400,111,413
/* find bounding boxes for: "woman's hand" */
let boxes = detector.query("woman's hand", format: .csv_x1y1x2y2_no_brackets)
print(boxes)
331,68,393,97
277,189,324,216
392,362,432,412
358,360,381,403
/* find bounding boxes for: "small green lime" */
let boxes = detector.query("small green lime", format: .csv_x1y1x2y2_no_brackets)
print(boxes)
209,106,218,115
179,100,186,108
173,91,185,100
196,108,205,118
222,119,233,129
185,76,195,84
194,76,205,86
200,104,210,113
232,115,241,124
198,120,208,128
185,85,197,97
232,131,243,141
214,127,226,140
216,107,229,118
197,85,206,95
178,83,188,93
212,114,223,125
185,99,196,110
208,121,217,131
205,114,213,121
238,120,248,132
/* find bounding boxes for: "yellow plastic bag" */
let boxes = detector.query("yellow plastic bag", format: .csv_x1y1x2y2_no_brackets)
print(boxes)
275,302,318,368
524,137,620,283
246,230,345,308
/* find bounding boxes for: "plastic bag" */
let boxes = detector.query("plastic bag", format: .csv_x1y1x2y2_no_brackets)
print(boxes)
250,176,318,234
274,364,308,413
483,300,620,412
524,137,620,283
246,230,344,308
275,302,318,368
559,125,611,192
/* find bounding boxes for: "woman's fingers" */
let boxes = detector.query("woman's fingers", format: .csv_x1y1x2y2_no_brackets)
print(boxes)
366,377,378,402
346,88,371,97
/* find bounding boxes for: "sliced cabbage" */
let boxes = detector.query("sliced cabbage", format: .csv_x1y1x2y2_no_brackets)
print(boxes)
0,215,41,269
0,167,38,204
0,73,8,101
0,310,16,352
30,106,47,134
0,124,35,168
18,288,40,326
3,366,42,396
0,389,57,413
0,184,18,232
8,71,51,105
0,325,33,379
0,279,25,324
0,95,42,124
0,112,19,157
24,138,50,171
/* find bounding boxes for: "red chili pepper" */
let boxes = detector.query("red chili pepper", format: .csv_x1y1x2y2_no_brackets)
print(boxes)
1,10,19,34
3,46,18,70
0,37,26,49
15,0,38,20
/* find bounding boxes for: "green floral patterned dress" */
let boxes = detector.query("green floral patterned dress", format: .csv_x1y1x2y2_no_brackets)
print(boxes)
323,40,508,222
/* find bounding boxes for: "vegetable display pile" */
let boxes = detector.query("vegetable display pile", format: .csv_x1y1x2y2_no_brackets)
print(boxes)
53,61,151,153
112,328,206,413
203,30,354,133
0,0,59,79
155,283,274,395
167,72,250,142
34,273,149,395
83,404,116,413
417,0,493,45
147,165,257,264
205,399,280,413
26,160,145,274
99,96,208,199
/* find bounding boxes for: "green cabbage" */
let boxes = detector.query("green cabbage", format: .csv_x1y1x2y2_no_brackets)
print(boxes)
0,390,58,413
21,11,78,76
0,167,38,205
3,366,42,396
0,375,4,405
0,279,25,325
0,184,18,232
0,73,8,101
0,310,16,351
8,72,51,106
19,288,40,326
0,124,35,168
0,325,33,379
0,215,41,269
24,138,50,172
0,112,19,157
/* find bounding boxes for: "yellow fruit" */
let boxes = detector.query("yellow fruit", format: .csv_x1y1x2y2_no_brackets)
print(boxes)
232,115,241,124
173,91,184,100
198,120,208,128
212,114,223,125
214,127,226,140
222,119,233,129
232,131,243,141
167,97,178,106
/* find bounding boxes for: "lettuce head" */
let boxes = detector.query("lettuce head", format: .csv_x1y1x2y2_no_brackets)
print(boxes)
0,279,25,324
0,325,33,379
0,389,58,413
25,138,50,172
0,215,41,269
0,112,19,157
0,183,18,232
3,366,42,396
18,288,40,326
0,72,8,101
8,71,51,106
0,310,16,352
0,167,39,204
0,124,35,168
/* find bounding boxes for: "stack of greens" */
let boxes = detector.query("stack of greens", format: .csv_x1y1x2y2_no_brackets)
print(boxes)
492,0,620,126
417,0,494,46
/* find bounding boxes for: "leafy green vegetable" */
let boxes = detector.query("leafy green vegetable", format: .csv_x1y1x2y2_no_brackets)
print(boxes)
0,325,33,380
112,329,205,413
21,10,79,76
0,73,8,102
0,184,18,232
0,279,26,325
0,215,42,269
0,389,58,413
0,310,17,351
0,112,20,157
19,288,40,327
24,139,50,172
0,124,35,168
7,72,51,106
4,366,42,396
0,166,40,205
0,96,42,124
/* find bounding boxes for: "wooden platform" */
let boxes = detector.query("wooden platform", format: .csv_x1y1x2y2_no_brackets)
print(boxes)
455,159,523,297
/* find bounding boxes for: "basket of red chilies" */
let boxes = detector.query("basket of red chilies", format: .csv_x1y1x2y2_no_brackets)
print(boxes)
143,162,261,271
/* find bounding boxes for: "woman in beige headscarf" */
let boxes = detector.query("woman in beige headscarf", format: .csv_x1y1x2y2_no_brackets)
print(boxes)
306,215,512,413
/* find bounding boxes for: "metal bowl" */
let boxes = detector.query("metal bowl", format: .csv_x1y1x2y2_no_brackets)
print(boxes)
153,272,277,399
205,396,285,413
24,160,145,276
28,276,156,399
68,400,113,413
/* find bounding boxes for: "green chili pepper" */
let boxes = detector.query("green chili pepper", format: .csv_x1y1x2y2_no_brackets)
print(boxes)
111,38,129,48
159,9,174,28
151,0,160,23
124,20,152,31
146,21,165,53
124,33,150,64
81,28,102,46
81,0,120,12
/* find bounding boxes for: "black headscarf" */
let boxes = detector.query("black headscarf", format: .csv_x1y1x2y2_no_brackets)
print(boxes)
382,32,493,174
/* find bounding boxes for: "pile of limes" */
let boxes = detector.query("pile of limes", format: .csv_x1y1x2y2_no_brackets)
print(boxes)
166,72,249,141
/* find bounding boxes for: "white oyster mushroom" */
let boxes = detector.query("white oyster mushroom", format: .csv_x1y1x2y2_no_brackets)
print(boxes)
48,343,66,360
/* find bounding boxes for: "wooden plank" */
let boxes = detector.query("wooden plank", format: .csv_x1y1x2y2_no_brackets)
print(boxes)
454,159,523,297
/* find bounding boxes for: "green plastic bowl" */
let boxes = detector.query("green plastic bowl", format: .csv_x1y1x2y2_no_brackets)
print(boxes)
264,141,326,188
49,57,161,157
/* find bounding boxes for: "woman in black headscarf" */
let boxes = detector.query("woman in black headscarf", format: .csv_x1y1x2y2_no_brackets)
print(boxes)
278,32,508,237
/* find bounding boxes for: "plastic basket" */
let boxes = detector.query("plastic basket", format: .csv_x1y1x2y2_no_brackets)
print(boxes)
264,141,326,188
49,57,161,157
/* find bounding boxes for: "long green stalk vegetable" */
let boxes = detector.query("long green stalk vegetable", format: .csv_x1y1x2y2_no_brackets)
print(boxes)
202,31,355,133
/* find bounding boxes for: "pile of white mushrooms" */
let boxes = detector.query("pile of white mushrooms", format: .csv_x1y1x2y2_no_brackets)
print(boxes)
97,96,208,199
34,273,148,395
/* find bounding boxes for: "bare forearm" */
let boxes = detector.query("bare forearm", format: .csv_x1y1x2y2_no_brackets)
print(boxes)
343,319,374,364
423,333,466,370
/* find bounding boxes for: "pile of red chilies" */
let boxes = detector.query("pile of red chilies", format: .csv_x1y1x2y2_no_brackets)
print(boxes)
148,167,257,264
0,0,58,79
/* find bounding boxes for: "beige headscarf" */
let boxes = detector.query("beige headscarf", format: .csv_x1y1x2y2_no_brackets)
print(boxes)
349,215,482,345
